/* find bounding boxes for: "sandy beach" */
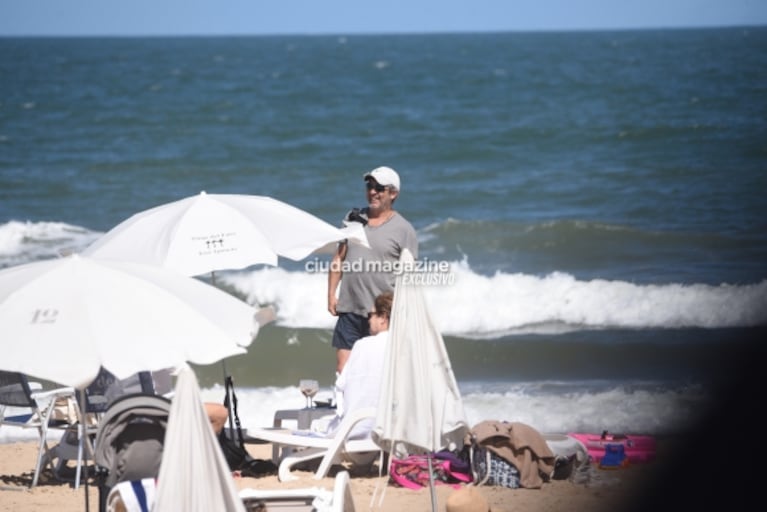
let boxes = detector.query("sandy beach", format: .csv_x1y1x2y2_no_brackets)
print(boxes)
0,439,669,512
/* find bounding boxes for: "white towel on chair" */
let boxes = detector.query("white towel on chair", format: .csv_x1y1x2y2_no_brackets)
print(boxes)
107,478,156,512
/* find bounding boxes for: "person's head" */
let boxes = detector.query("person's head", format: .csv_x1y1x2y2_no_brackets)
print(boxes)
367,291,393,335
364,166,400,209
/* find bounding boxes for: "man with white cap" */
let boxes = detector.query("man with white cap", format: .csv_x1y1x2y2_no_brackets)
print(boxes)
327,166,418,373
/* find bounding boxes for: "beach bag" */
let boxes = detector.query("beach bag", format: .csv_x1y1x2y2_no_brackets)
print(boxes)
219,376,278,477
466,420,555,489
389,451,472,490
470,446,521,488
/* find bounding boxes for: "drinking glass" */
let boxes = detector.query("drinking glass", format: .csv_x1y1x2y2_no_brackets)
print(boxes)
299,379,319,408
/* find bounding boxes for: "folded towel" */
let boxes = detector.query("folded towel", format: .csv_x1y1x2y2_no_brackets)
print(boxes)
108,478,156,512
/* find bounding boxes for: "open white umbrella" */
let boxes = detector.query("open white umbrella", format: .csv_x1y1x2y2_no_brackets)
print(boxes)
372,249,469,510
154,366,246,512
0,253,254,389
0,253,257,511
82,191,368,277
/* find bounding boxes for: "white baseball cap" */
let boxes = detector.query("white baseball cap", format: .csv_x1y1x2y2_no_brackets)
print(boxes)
364,166,400,191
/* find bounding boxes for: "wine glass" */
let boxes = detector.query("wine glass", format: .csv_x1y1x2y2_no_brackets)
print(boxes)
299,379,319,408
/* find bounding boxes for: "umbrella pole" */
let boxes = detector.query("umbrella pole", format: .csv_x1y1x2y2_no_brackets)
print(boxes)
221,358,229,383
427,455,437,512
79,388,90,512
208,270,232,383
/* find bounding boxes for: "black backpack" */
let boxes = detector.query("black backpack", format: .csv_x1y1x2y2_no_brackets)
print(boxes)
218,375,277,477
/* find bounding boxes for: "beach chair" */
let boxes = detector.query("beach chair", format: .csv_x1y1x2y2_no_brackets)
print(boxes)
240,469,356,512
51,368,159,489
104,470,356,512
0,370,76,487
245,407,381,482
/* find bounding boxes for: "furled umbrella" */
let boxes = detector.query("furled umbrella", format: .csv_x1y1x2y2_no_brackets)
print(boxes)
154,365,246,512
372,249,470,511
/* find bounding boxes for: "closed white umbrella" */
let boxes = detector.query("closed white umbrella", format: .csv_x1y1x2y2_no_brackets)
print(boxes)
83,191,368,277
372,249,469,511
372,249,468,457
0,254,253,389
154,366,246,512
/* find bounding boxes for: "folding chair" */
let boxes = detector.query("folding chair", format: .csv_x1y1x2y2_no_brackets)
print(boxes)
53,367,158,489
0,370,76,487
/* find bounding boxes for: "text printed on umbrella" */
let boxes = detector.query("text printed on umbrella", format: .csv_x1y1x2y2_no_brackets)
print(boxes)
31,309,59,324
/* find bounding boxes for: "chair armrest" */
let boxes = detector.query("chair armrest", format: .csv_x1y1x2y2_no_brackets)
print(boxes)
30,387,75,401
28,387,77,426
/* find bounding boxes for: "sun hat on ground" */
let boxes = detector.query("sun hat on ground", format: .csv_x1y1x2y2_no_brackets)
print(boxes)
363,166,400,191
446,487,491,512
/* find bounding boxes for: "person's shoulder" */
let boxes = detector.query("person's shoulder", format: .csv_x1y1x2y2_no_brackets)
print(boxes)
391,212,418,247
390,211,415,228
354,331,386,348
371,331,389,344
355,333,377,346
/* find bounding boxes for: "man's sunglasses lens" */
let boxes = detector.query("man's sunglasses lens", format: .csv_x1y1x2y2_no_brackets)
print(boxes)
366,182,386,192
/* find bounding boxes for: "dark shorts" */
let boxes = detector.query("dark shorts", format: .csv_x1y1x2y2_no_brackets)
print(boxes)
332,312,370,350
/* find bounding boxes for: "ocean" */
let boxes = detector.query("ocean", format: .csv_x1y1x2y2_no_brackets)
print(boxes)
1,27,766,443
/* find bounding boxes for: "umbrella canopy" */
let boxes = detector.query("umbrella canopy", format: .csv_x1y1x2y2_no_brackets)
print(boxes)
154,366,246,512
0,254,253,389
82,191,368,277
372,249,469,459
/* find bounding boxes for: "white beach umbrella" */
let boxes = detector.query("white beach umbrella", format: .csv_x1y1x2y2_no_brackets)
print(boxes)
0,253,254,389
372,249,469,510
154,365,246,512
82,191,368,277
372,249,469,457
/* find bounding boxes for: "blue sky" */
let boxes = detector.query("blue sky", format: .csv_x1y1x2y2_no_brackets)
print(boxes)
2,0,766,36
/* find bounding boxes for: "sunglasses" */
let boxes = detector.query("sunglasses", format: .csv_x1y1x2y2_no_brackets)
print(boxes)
365,181,387,193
